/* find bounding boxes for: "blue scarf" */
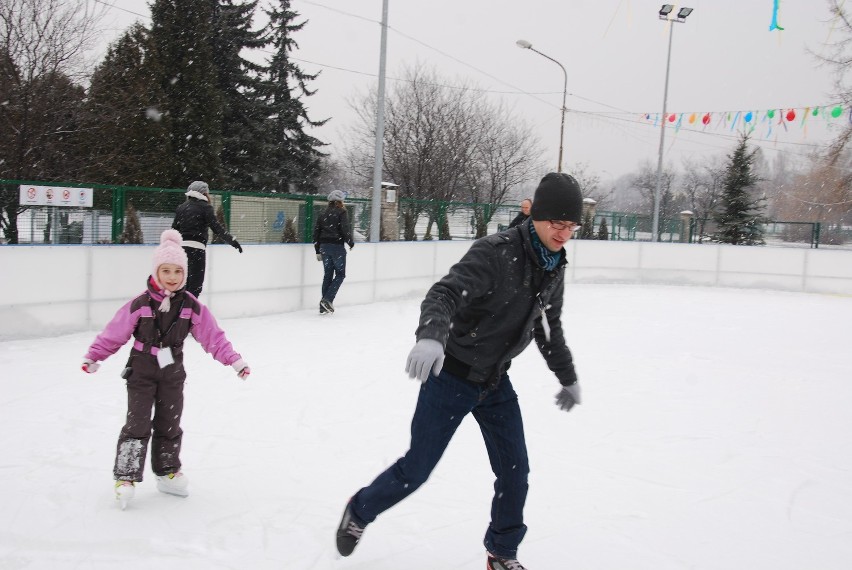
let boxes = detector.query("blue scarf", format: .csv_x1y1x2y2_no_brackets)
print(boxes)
528,221,561,271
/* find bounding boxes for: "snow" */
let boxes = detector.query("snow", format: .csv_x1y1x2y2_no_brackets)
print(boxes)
1,284,851,569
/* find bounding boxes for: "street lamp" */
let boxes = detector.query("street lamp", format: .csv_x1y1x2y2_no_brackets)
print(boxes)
516,39,567,173
651,5,693,242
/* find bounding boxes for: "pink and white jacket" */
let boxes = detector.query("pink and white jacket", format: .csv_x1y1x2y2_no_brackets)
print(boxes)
84,277,246,372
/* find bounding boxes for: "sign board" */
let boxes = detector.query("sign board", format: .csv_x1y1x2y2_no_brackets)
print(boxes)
385,189,396,203
19,185,93,208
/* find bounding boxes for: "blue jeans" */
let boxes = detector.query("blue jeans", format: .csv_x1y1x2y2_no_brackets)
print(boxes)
350,369,530,558
320,244,347,303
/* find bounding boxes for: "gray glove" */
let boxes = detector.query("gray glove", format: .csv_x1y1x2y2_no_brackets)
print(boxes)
316,253,322,261
555,384,581,412
405,339,445,383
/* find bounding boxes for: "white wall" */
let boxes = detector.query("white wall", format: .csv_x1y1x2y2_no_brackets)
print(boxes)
1,240,850,340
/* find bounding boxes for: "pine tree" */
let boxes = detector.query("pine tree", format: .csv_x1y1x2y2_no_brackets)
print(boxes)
580,209,595,239
598,218,609,240
282,216,298,242
120,204,144,244
83,24,171,187
259,0,327,193
149,0,223,187
714,133,766,245
210,204,229,243
212,0,267,191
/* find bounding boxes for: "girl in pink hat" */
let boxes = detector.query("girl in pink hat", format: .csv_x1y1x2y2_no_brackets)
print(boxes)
81,229,250,509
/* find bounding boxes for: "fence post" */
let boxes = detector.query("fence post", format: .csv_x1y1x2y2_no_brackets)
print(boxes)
303,196,315,243
111,186,125,243
679,210,693,243
380,182,399,240
222,191,232,228
813,222,821,249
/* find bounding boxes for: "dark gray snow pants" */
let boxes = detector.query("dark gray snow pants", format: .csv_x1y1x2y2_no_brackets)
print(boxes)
113,352,186,482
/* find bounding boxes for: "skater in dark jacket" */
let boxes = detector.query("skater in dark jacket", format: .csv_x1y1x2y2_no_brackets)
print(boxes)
312,190,354,314
172,181,242,297
81,229,250,509
335,173,585,570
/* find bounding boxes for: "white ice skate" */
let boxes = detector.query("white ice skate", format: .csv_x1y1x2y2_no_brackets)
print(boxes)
156,472,189,497
114,480,135,510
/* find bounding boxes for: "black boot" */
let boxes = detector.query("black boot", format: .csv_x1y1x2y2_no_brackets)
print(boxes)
336,501,365,556
487,552,528,570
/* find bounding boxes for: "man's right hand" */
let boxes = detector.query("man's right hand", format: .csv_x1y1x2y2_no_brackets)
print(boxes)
405,339,445,383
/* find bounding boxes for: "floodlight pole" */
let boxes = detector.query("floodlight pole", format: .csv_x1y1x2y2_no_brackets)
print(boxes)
370,0,389,242
652,6,692,242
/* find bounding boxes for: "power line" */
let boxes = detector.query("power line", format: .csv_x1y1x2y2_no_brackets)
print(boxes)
92,0,150,20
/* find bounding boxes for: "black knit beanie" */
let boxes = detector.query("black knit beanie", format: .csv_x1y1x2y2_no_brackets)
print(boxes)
530,172,583,223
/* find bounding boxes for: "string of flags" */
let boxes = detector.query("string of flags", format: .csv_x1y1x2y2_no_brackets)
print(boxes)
641,104,849,137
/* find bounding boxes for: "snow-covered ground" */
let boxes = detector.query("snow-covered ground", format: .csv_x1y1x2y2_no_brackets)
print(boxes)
1,284,851,569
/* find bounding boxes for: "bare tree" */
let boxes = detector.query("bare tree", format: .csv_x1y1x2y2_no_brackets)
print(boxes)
681,158,725,242
347,63,543,240
0,0,104,243
461,101,543,237
786,0,852,235
630,162,680,239
569,162,615,209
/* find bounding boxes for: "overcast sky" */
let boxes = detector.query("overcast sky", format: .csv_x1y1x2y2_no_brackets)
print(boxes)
96,0,844,179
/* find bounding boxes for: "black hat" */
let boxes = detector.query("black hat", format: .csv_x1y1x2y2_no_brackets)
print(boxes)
530,172,583,223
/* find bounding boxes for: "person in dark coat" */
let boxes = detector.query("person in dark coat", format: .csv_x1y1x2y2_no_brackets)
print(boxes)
335,172,585,570
171,181,242,297
313,190,354,314
507,198,532,228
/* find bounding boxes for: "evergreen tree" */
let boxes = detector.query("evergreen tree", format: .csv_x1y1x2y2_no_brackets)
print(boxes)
120,204,144,243
212,0,267,190
597,218,609,240
259,0,327,193
714,133,766,245
211,204,228,243
83,24,171,187
580,209,595,239
282,216,298,242
149,0,223,187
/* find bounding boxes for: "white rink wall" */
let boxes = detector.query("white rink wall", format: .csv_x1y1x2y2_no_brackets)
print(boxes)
1,240,851,340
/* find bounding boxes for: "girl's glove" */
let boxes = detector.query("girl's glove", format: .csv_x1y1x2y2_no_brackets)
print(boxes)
232,359,250,380
555,384,581,412
81,358,100,374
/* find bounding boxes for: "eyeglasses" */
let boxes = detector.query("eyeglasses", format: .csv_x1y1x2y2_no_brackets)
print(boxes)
548,221,581,232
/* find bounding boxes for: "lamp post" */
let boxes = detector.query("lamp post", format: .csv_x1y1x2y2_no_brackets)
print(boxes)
652,5,693,242
516,39,567,173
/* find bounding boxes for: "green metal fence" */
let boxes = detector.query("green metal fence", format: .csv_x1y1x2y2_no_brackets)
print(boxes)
0,179,836,248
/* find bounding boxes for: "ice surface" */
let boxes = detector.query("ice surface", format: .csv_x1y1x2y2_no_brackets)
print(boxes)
1,284,850,569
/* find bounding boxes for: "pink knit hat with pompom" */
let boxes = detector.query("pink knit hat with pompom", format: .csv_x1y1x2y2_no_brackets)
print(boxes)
152,229,188,291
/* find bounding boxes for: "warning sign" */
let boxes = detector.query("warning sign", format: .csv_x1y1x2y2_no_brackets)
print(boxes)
19,185,93,208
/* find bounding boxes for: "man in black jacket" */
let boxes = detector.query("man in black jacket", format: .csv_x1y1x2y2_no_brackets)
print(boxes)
507,198,532,228
336,173,584,570
312,190,354,314
171,181,242,297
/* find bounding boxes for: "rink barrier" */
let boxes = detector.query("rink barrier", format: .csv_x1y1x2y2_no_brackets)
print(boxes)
1,240,850,340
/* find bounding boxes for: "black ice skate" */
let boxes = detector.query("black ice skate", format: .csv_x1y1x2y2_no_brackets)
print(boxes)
336,501,365,556
487,552,528,570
